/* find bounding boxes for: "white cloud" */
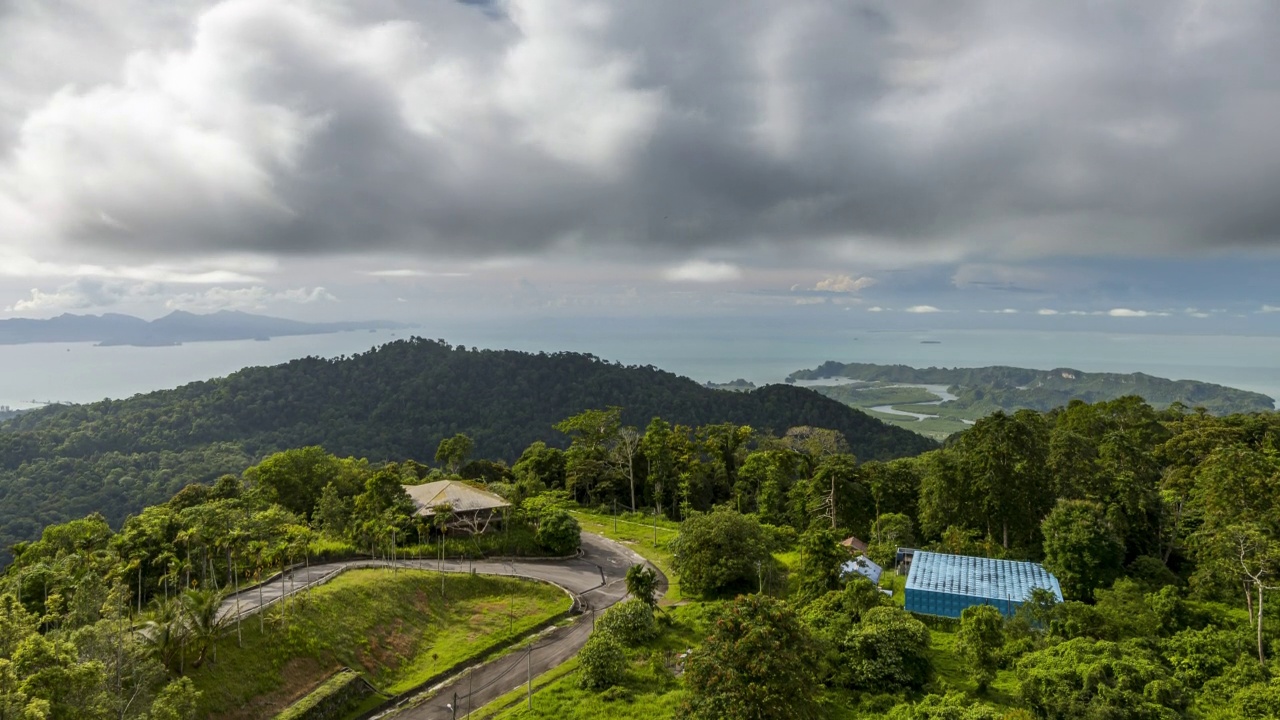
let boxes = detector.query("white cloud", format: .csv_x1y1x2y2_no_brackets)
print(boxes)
1037,308,1059,315
5,279,338,314
164,286,337,312
904,305,942,314
0,251,265,284
1108,308,1170,317
813,274,876,293
980,308,1019,314
866,306,885,312
1259,305,1280,314
662,260,743,283
5,279,160,312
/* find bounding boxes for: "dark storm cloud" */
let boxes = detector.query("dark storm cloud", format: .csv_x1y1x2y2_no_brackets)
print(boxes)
1,0,1279,263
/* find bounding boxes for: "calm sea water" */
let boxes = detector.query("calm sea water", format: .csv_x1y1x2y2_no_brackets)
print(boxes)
2,321,1279,409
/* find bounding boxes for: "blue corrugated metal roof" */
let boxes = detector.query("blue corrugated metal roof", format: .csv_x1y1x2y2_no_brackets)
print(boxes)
904,551,1063,603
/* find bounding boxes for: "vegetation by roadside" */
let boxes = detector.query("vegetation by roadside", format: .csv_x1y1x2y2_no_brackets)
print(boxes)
189,568,569,719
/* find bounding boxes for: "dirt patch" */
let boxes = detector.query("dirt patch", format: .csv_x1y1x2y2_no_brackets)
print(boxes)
212,656,332,720
357,620,418,675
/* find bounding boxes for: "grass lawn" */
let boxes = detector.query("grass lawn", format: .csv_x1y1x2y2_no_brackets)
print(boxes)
186,568,570,720
477,604,709,719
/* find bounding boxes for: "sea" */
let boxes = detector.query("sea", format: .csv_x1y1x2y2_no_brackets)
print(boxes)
2,320,1280,410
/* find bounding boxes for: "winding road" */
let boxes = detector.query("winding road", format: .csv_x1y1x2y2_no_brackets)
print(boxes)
216,532,660,718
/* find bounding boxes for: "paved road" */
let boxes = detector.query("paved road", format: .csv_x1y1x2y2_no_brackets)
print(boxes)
216,533,662,718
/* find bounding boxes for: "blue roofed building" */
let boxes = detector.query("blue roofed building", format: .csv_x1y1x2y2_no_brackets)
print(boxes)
904,551,1063,618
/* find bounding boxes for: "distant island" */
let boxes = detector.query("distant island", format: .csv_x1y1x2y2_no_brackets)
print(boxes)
0,310,408,347
787,361,1277,439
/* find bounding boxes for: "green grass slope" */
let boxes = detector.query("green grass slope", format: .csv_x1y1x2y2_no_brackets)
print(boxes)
189,568,569,720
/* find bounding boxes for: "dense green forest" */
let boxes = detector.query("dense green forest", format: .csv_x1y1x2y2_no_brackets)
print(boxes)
0,438,587,719
5,396,1280,718
788,362,1277,415
0,338,933,563
556,397,1280,718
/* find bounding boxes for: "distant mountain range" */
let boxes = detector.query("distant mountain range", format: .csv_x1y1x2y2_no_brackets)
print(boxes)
0,310,408,347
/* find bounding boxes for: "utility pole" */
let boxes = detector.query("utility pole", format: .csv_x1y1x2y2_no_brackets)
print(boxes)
451,692,458,720
468,667,473,717
527,646,533,710
234,552,242,647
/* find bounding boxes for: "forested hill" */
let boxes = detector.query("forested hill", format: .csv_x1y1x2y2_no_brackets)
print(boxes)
0,338,934,555
788,361,1275,415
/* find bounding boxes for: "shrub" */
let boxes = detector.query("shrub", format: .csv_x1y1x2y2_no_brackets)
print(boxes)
578,631,626,690
598,599,657,646
845,606,932,691
955,605,1004,691
670,508,770,598
683,594,822,720
535,509,581,556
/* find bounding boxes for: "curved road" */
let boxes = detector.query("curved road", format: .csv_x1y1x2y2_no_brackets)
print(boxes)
217,533,660,718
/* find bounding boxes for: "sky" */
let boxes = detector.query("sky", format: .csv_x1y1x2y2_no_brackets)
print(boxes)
2,0,1280,334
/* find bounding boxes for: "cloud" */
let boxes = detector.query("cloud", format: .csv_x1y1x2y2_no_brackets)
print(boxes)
1259,305,1280,314
813,274,877,293
1,0,1279,268
4,278,337,313
662,260,743,283
866,306,885,312
904,305,942,314
1107,308,1171,317
5,279,160,312
0,252,264,283
164,286,337,312
1037,309,1059,315
363,269,471,278
980,308,1020,314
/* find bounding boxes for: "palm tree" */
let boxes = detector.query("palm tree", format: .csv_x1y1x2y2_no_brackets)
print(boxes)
141,596,187,673
180,587,229,668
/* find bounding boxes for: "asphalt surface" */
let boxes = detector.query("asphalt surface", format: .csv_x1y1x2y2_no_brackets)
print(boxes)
216,532,660,718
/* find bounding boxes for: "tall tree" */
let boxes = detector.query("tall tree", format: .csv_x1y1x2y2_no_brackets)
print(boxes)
1041,500,1124,602
244,447,344,521
555,408,622,505
434,433,474,474
794,524,847,606
612,426,643,511
958,410,1053,549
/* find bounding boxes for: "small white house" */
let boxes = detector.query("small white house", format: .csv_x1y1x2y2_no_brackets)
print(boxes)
840,554,883,585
